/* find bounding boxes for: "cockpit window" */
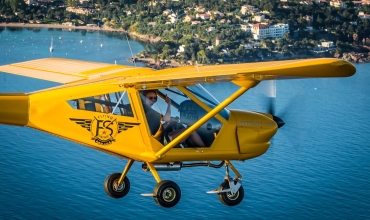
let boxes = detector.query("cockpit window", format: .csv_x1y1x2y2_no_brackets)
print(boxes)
68,91,134,117
138,85,229,148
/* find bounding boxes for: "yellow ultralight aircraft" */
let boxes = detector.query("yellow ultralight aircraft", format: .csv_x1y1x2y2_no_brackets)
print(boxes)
0,58,355,208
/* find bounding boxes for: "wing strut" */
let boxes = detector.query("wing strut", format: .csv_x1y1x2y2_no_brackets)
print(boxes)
154,80,259,159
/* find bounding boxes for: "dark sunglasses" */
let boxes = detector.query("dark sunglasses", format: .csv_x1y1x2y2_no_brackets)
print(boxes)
147,96,157,101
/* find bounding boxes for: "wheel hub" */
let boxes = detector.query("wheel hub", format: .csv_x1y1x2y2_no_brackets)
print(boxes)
227,191,239,200
113,180,125,192
162,188,176,202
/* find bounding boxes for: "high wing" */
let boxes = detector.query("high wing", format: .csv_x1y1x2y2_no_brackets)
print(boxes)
0,58,140,84
0,58,355,88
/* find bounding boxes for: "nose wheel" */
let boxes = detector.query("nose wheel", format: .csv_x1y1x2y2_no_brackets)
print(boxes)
207,160,244,206
217,179,244,206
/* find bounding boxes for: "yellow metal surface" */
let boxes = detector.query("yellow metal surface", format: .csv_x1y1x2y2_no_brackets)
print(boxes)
0,93,29,126
225,160,242,179
146,162,161,183
0,58,356,166
0,58,355,87
118,159,134,185
24,83,151,162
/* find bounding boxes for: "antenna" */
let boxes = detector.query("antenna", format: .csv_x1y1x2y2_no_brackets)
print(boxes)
125,33,137,68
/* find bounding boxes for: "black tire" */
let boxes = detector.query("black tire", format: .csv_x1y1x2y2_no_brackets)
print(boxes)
217,180,244,206
104,173,130,199
153,180,181,208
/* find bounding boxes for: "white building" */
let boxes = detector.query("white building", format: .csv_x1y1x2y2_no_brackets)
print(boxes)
241,24,253,32
359,11,370,19
321,41,335,48
253,15,265,22
249,23,289,40
330,0,347,8
241,5,255,15
313,41,336,53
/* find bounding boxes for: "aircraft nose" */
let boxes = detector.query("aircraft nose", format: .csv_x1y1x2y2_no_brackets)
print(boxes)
272,115,285,128
0,93,29,126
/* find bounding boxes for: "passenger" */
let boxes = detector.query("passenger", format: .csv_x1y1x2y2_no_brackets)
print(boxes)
142,90,205,147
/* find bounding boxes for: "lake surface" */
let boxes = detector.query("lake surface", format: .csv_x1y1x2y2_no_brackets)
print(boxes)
0,27,369,219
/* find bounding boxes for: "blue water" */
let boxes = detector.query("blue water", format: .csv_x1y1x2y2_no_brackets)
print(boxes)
1,28,369,219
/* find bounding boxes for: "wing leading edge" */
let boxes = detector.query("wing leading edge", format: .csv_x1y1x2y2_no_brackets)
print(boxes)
0,58,355,87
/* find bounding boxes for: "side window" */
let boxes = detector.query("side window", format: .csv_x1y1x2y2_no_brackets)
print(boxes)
68,91,134,117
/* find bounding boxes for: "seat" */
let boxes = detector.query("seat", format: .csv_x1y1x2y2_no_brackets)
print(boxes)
142,102,163,143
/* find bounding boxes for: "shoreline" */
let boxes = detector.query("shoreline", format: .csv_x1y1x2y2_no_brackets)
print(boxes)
1,23,369,65
0,22,162,43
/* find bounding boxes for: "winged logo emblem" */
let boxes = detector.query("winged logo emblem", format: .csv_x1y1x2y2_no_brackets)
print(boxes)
70,115,140,145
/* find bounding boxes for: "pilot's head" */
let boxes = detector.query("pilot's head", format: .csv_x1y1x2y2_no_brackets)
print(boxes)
142,90,157,107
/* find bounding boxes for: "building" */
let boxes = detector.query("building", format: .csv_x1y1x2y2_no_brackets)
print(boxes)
24,0,36,6
248,23,289,40
330,0,347,8
359,11,370,19
183,15,195,22
313,41,336,53
321,41,334,48
353,0,370,5
163,9,172,15
207,27,215,32
195,5,206,13
241,24,253,32
303,15,313,25
241,5,255,15
253,15,265,22
191,21,202,25
66,7,94,15
196,13,210,20
207,10,224,18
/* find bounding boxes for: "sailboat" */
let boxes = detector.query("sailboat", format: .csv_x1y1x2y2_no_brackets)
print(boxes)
50,37,54,52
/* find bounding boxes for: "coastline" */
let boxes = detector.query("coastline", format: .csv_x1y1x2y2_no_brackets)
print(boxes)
0,22,170,67
1,22,369,65
0,22,162,43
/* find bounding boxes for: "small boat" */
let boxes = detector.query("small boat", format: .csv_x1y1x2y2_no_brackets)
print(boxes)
59,36,62,40
50,37,54,52
80,40,83,43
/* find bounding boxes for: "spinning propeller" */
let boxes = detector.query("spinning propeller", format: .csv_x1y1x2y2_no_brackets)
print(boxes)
265,80,285,128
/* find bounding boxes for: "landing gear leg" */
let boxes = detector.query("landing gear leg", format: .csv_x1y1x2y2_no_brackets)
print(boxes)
142,162,182,208
207,160,244,206
104,159,134,199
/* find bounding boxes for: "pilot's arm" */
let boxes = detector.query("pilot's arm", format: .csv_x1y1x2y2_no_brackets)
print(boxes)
163,95,171,122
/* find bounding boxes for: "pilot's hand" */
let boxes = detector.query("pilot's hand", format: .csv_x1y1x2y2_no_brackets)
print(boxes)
165,94,171,105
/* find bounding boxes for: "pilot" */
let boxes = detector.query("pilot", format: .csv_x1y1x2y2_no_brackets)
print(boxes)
142,90,205,147
143,90,171,122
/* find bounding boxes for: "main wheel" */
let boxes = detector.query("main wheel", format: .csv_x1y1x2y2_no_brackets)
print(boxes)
153,180,181,208
217,180,244,206
104,173,130,199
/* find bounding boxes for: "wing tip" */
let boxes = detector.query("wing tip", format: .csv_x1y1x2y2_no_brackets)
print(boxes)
331,60,356,77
